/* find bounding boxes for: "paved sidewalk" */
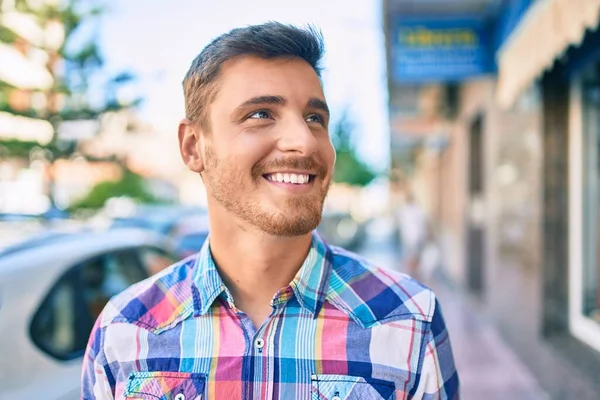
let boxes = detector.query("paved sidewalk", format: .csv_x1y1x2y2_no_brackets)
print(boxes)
428,277,548,400
355,229,549,400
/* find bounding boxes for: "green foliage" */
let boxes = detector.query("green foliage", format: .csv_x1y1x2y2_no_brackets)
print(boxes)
333,150,376,187
0,139,47,159
2,0,141,159
330,111,376,187
70,170,161,211
0,26,18,44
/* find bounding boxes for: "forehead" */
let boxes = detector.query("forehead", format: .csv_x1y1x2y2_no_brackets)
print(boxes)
213,56,325,105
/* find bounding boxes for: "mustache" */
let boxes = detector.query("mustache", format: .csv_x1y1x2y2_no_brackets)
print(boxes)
252,157,327,179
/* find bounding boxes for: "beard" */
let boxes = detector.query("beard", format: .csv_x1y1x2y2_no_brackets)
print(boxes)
203,146,330,237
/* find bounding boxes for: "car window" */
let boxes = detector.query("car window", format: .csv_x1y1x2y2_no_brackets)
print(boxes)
30,249,149,360
82,251,147,319
138,247,177,275
29,274,83,359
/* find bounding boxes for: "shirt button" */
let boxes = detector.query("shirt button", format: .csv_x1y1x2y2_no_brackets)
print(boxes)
254,338,265,349
332,396,341,400
174,394,185,400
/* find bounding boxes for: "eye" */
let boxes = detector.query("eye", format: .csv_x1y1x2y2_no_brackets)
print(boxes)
306,114,325,124
248,110,272,120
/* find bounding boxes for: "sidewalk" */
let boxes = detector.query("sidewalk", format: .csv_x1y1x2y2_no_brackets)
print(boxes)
428,276,548,400
355,228,549,400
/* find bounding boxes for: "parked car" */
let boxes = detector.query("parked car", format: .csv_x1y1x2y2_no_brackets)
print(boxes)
0,219,84,253
0,206,70,222
0,220,47,253
166,213,210,257
110,205,210,258
0,227,179,399
110,205,207,236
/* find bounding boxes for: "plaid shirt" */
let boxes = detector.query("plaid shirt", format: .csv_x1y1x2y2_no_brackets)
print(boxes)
82,233,459,399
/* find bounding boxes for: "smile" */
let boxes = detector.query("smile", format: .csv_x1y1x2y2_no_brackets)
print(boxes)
263,172,315,185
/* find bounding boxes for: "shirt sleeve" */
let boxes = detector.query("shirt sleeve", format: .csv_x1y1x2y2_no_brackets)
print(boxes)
81,315,115,399
413,297,460,399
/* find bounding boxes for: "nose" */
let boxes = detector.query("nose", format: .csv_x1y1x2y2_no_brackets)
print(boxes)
276,116,319,156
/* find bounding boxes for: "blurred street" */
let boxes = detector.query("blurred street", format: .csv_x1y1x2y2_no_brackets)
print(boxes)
4,0,600,398
355,226,548,400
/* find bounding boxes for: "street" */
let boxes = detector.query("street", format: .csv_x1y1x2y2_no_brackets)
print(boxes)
355,229,549,400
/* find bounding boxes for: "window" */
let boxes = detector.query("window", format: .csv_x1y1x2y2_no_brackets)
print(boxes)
570,65,600,352
582,77,600,324
29,272,84,359
30,250,148,360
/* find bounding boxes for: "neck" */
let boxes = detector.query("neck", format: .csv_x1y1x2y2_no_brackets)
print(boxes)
207,205,313,322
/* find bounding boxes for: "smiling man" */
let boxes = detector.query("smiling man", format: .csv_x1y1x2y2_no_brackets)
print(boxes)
82,23,459,400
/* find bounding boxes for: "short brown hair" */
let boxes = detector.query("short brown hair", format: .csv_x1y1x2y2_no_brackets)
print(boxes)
182,22,325,128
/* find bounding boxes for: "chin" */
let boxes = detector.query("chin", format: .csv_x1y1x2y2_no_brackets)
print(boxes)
259,211,322,237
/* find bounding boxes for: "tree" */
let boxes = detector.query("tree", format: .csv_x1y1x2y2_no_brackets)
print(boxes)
330,111,377,187
69,169,161,211
0,0,143,211
0,0,141,159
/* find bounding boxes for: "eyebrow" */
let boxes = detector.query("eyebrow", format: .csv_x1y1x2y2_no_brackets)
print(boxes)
235,95,287,111
234,95,329,116
306,97,330,117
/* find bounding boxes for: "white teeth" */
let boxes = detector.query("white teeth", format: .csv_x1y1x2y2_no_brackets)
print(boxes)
266,173,310,184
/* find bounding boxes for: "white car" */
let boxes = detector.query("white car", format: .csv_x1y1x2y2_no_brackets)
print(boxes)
0,227,179,399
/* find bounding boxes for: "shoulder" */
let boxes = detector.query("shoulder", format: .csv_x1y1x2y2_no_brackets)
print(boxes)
97,255,198,334
326,245,436,328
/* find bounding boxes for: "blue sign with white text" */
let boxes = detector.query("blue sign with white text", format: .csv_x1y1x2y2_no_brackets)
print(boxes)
391,18,494,83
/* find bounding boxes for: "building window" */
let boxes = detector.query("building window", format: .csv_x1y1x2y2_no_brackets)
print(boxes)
582,75,600,324
570,64,600,352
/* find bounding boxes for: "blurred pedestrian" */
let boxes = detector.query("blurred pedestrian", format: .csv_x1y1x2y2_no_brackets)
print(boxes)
82,22,458,400
397,191,428,275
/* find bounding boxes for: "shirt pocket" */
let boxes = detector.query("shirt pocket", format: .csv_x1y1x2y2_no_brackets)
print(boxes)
311,374,396,400
124,371,206,400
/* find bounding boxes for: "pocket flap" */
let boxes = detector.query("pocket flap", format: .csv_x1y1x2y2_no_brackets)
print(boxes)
311,374,396,400
125,371,205,400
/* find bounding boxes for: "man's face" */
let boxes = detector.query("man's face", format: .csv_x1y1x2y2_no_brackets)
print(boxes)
191,56,335,237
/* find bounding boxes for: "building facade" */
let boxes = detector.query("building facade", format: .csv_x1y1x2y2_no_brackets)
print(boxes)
384,0,600,397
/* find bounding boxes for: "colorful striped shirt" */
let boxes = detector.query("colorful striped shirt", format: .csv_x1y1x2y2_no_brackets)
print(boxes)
82,233,459,399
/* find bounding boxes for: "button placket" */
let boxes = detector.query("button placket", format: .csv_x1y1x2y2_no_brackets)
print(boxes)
254,337,265,352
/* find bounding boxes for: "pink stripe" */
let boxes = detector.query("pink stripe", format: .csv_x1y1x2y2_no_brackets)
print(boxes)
320,306,349,374
402,319,417,394
135,325,142,371
214,308,244,398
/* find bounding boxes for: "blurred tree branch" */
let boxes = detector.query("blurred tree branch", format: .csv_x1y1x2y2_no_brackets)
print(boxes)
330,110,377,187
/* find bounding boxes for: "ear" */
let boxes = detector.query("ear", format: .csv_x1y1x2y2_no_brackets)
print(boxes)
178,119,205,173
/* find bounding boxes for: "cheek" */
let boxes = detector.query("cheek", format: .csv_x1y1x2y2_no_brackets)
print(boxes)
233,132,277,164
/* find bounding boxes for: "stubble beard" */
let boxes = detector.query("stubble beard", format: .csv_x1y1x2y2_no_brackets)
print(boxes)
204,147,329,237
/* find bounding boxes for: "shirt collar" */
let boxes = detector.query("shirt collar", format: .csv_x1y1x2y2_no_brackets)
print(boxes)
191,232,332,317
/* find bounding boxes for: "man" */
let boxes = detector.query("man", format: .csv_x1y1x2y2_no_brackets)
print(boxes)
82,22,459,399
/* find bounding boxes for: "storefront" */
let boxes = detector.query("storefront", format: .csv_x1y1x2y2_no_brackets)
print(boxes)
384,0,600,397
569,61,600,353
492,0,600,396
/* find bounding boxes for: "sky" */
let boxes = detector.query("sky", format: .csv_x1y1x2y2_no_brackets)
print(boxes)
97,0,390,172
